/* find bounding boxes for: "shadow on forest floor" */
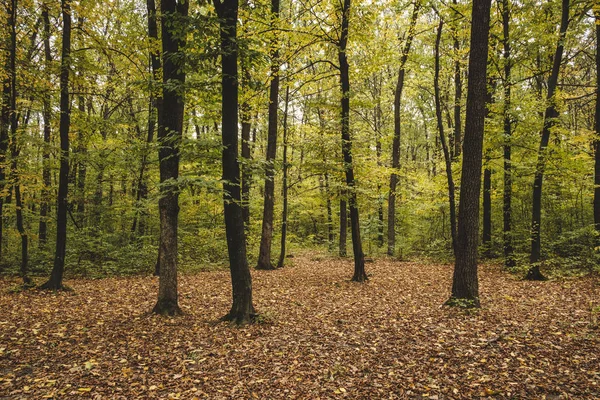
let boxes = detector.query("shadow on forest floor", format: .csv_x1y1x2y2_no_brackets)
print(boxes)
0,255,598,399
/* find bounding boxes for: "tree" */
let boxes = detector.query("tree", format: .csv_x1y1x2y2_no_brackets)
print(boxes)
339,0,366,282
277,85,290,267
433,18,457,255
153,0,189,315
501,0,515,268
214,0,256,323
593,6,600,232
527,0,570,281
38,2,52,247
257,0,281,270
387,0,420,257
40,0,72,290
449,0,492,306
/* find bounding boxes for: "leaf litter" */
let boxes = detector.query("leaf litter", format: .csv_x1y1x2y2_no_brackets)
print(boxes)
0,255,598,399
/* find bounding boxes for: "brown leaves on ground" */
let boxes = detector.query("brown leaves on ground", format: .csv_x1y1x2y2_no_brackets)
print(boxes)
0,255,599,399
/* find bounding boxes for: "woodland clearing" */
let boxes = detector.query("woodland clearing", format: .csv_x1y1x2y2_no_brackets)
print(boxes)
0,255,599,399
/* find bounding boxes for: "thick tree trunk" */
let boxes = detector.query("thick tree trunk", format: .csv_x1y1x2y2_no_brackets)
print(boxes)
152,0,188,315
277,86,290,268
434,20,457,255
502,0,515,268
41,0,72,290
215,0,256,324
449,0,492,306
339,0,366,282
256,0,280,270
387,1,420,257
528,0,569,281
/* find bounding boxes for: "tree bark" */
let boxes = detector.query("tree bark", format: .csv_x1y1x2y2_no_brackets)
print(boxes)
387,1,420,256
501,0,515,268
434,19,457,255
256,0,280,270
449,0,492,306
152,0,188,315
339,0,366,282
41,0,72,290
277,86,290,268
215,0,256,324
528,0,569,281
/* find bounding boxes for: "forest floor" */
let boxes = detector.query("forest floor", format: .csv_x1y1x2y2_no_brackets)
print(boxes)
0,254,599,399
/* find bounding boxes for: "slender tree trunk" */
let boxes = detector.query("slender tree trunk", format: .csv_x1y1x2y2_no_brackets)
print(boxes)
39,5,52,247
387,1,420,257
4,0,29,285
449,0,492,306
501,0,515,268
528,0,569,281
339,0,366,282
135,0,162,241
452,0,462,160
41,0,72,290
152,0,188,315
434,19,457,255
76,94,86,220
277,86,290,267
256,0,280,270
215,0,256,324
339,197,347,256
241,107,252,227
482,163,492,255
594,9,600,233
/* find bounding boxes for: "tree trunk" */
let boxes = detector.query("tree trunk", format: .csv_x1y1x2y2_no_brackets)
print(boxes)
449,0,492,306
339,197,347,257
39,5,52,247
256,0,280,270
528,0,569,281
133,0,162,239
595,9,600,230
76,94,87,220
215,0,256,324
41,0,72,290
277,86,290,268
152,0,188,315
339,0,366,282
387,1,420,257
482,164,492,256
501,0,515,268
434,19,457,255
241,108,252,227
452,0,462,160
4,0,29,285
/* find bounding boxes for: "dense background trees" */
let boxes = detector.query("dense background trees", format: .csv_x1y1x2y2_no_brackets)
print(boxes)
0,0,598,305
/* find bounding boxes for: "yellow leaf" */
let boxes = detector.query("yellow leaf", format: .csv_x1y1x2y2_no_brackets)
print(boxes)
78,387,92,392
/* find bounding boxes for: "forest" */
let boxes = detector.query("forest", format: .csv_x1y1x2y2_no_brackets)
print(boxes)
0,0,599,398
